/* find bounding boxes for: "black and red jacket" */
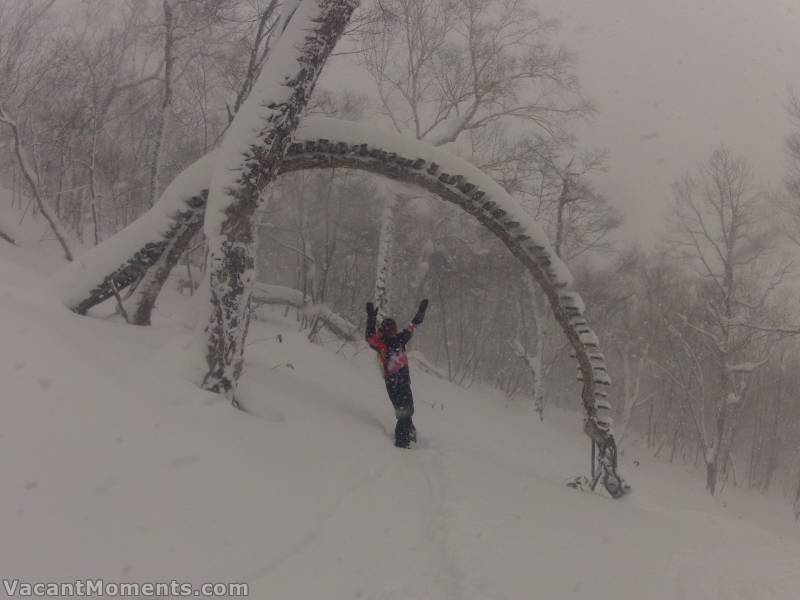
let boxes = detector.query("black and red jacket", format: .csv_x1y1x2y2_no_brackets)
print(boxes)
366,318,417,378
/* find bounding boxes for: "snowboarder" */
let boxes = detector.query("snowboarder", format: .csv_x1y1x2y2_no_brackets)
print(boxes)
365,299,429,448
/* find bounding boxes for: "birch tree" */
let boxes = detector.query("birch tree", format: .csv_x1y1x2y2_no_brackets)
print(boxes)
199,0,359,398
669,147,785,495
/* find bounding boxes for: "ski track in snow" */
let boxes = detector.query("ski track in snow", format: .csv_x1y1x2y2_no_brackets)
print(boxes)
405,442,466,600
242,455,396,584
1,246,800,599
240,340,468,599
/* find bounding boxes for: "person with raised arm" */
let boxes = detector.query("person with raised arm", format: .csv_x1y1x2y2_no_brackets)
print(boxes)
365,299,429,448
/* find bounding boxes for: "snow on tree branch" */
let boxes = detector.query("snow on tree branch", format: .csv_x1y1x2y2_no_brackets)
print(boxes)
251,283,358,342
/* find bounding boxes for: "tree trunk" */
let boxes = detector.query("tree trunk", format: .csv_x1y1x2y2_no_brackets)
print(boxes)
373,190,398,317
128,217,203,325
515,275,545,418
199,0,359,398
147,0,176,208
761,360,785,494
706,450,718,495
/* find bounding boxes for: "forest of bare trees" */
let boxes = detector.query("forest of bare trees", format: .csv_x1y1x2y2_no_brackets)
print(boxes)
3,0,800,512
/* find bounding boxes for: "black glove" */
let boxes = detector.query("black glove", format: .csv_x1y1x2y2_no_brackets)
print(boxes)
412,299,429,325
366,302,377,318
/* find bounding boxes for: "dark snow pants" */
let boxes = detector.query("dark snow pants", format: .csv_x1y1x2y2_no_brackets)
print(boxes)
384,366,416,446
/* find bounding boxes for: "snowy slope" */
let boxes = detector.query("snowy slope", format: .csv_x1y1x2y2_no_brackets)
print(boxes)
1,251,800,599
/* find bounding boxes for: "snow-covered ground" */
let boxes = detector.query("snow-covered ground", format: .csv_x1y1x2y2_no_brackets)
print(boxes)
1,241,800,599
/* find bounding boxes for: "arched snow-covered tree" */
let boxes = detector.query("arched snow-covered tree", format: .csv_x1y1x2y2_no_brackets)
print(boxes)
51,0,628,497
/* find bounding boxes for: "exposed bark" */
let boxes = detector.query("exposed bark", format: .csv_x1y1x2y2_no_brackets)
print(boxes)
199,0,360,398
127,214,202,325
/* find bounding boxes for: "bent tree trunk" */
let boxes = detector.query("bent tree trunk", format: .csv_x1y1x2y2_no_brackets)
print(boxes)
54,119,628,496
126,212,204,325
199,0,359,397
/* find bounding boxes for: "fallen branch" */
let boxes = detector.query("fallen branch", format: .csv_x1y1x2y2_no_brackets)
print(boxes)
251,283,358,342
408,350,448,380
0,228,15,245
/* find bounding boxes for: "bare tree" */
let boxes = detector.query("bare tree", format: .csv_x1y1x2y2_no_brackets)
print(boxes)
358,0,591,311
0,0,75,259
669,147,785,495
360,0,589,143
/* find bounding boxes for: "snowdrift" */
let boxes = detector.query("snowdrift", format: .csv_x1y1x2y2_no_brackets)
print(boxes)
1,250,799,599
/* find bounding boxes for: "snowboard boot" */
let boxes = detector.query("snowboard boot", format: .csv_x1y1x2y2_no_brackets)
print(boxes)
394,416,414,449
602,472,630,498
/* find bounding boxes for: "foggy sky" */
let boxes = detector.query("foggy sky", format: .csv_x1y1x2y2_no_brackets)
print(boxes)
326,0,800,245
536,0,800,243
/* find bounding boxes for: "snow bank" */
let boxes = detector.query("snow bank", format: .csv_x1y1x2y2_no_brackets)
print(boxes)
4,250,800,599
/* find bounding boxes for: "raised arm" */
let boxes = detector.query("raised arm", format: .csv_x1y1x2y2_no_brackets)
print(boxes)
365,302,379,347
398,299,428,344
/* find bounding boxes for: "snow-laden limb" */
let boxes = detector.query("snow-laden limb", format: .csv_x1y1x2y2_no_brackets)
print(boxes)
286,117,574,289
408,350,449,380
253,282,305,305
251,283,358,342
203,1,354,238
55,116,574,313
200,0,360,397
125,219,202,325
52,153,214,313
726,360,769,374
